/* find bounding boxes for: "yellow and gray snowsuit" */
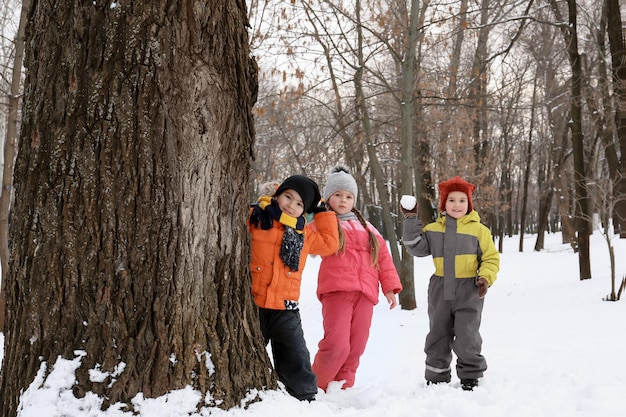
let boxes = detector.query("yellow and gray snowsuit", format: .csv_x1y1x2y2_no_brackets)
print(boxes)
402,210,499,383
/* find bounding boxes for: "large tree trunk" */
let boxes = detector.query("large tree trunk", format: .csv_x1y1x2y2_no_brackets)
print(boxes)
0,1,275,415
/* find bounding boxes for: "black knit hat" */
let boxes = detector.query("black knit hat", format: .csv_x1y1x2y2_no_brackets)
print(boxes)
274,175,321,214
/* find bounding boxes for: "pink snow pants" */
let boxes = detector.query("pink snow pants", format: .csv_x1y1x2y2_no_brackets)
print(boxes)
312,291,374,390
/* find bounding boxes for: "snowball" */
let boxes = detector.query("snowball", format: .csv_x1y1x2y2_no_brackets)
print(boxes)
400,195,417,210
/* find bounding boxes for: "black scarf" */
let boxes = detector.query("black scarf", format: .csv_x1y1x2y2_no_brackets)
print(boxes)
250,197,305,271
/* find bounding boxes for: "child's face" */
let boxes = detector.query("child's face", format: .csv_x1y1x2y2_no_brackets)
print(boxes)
327,190,355,215
275,189,305,218
445,191,469,219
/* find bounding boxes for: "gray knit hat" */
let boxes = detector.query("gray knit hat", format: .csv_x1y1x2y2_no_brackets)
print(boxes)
323,166,358,202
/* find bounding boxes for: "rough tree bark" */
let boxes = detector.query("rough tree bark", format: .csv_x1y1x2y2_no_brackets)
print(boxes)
0,1,275,415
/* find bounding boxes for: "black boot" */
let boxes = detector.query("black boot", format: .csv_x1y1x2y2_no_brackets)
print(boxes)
460,379,479,391
426,380,447,386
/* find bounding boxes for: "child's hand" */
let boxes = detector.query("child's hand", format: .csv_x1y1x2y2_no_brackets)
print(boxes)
476,277,489,298
312,201,328,214
384,291,398,309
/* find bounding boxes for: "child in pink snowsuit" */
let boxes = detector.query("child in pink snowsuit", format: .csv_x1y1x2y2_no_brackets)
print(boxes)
312,167,402,390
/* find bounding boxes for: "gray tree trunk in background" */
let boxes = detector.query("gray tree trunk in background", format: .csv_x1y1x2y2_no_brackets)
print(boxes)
561,0,592,279
353,0,402,295
606,0,626,238
0,1,275,415
398,0,421,311
0,0,29,333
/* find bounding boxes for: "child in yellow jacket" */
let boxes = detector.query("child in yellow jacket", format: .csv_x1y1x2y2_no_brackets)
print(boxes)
401,176,499,391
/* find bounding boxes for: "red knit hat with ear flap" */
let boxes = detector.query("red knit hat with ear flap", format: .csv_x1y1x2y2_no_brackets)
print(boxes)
438,176,476,213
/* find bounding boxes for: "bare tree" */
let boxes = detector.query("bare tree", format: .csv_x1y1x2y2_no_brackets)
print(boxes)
519,74,538,252
352,0,402,285
0,0,27,333
396,0,422,311
605,0,626,238
548,0,592,279
0,1,275,415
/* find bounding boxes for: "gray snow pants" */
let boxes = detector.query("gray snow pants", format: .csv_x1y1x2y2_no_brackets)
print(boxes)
424,275,487,383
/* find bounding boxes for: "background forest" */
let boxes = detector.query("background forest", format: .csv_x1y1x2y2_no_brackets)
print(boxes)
245,0,626,288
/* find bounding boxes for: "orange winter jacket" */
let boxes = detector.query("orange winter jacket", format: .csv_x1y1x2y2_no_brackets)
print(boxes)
248,210,339,310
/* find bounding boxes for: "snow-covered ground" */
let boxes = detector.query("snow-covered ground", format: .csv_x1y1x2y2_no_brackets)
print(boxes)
1,231,625,416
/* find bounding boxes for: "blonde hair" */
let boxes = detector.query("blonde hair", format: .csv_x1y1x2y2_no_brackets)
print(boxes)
336,207,380,268
258,181,280,197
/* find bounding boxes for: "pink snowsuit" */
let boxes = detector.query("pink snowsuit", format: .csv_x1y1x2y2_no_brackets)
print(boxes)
312,218,402,390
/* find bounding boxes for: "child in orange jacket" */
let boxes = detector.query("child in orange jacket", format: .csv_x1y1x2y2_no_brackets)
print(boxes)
248,175,339,401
